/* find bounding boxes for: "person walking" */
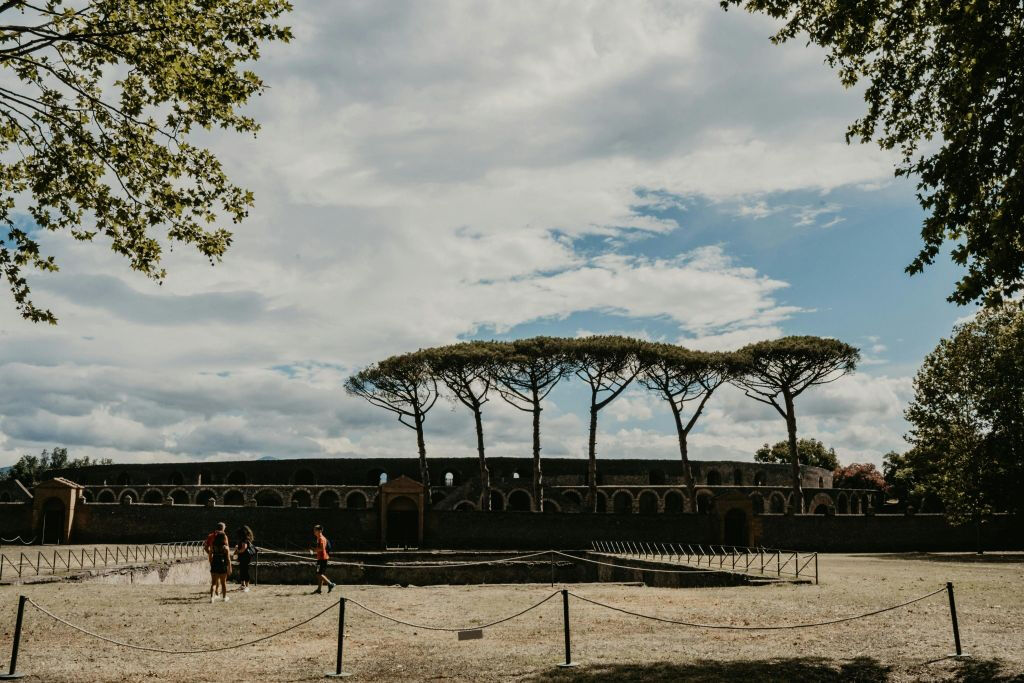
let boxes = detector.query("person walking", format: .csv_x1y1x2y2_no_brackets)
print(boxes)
310,525,336,594
209,531,232,603
233,526,255,592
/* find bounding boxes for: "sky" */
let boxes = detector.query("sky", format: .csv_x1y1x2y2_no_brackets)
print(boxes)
0,1,974,469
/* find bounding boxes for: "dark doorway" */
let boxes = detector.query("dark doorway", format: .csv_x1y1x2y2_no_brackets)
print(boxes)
723,508,747,547
386,495,419,548
41,498,65,544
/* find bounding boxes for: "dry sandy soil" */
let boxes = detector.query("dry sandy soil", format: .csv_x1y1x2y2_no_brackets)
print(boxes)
0,553,1020,682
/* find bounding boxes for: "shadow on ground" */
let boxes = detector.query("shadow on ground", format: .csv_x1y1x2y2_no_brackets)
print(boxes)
863,552,1024,564
527,657,891,682
527,656,1024,682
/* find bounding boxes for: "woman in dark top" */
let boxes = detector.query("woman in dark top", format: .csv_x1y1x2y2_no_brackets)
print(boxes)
209,531,231,603
233,526,254,593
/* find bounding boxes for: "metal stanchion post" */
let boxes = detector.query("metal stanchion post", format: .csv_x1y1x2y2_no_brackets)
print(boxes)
946,582,969,658
0,595,27,679
326,597,351,677
557,589,576,668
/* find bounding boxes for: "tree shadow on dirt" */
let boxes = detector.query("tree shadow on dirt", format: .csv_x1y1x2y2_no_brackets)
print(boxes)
526,657,892,682
862,552,1024,564
950,658,1024,682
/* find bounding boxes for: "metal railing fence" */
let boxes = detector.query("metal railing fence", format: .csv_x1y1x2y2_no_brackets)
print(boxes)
591,541,818,584
0,541,204,581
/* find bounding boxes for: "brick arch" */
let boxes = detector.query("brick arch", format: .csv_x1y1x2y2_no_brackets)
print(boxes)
168,488,190,505
695,489,715,514
291,488,313,507
488,490,505,511
118,488,139,503
97,488,117,503
318,490,340,508
596,490,609,513
345,490,368,509
453,500,476,511
196,489,218,506
611,490,633,514
254,489,284,507
223,489,246,506
836,492,849,514
809,492,833,514
141,488,164,504
562,490,583,508
637,489,660,514
507,489,532,511
663,489,685,513
542,499,561,513
850,494,862,514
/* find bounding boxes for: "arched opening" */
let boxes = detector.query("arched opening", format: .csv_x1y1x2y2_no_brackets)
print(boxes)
836,494,848,514
293,469,316,485
254,490,283,507
116,472,131,486
541,499,559,512
386,495,419,548
345,491,367,509
196,489,217,506
563,490,583,509
753,471,767,486
733,469,743,485
168,471,185,486
119,489,138,504
444,471,456,487
612,491,633,514
489,490,505,511
98,489,116,503
696,493,714,514
291,490,312,507
851,495,861,514
723,508,748,546
818,476,824,488
596,491,608,513
751,493,765,515
226,470,247,485
638,491,658,514
142,489,163,505
507,490,531,511
41,497,65,544
769,493,785,514
663,490,684,513
379,472,388,485
455,500,476,511
649,470,666,485
223,490,245,506
168,489,189,505
511,470,522,480
369,470,387,486
814,504,828,515
706,470,721,486
318,490,340,508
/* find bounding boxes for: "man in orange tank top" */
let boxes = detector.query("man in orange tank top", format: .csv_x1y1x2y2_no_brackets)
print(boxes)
310,524,336,594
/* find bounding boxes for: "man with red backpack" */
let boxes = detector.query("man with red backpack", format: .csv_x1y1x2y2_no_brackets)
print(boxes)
310,524,336,594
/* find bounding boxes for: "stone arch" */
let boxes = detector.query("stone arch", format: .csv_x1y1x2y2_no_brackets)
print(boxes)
223,490,245,506
318,490,340,508
254,489,283,507
696,491,714,514
638,490,659,514
196,489,217,506
563,490,583,509
753,471,767,486
596,491,608,513
167,471,185,486
168,489,190,505
612,490,633,514
850,494,861,514
141,489,164,505
97,488,116,503
543,499,561,512
750,492,765,514
345,490,367,509
649,469,666,485
119,488,139,504
818,476,824,488
787,492,798,513
293,469,316,486
809,492,833,514
507,489,532,511
663,489,685,513
836,492,848,514
291,489,312,507
226,470,247,485
733,468,744,485
489,490,505,511
454,500,476,511
769,491,786,514
706,470,722,486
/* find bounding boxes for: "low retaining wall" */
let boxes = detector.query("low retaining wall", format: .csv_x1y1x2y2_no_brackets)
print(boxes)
3,558,208,586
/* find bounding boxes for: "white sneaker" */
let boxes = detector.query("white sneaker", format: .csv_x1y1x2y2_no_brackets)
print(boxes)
243,587,250,593
222,596,229,602
210,595,216,603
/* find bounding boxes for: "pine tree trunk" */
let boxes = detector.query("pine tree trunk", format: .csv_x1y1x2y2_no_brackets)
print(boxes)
532,387,543,512
673,409,696,512
415,410,430,490
783,391,802,513
474,407,490,511
588,406,599,511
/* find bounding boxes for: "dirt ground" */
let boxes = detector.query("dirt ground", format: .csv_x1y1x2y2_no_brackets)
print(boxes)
0,552,1020,682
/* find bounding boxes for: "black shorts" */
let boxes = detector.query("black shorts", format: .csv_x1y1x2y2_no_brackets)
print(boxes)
316,559,328,575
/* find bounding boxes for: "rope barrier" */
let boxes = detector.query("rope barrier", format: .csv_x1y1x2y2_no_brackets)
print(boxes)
256,547,557,569
345,590,561,632
567,586,948,630
26,597,338,654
